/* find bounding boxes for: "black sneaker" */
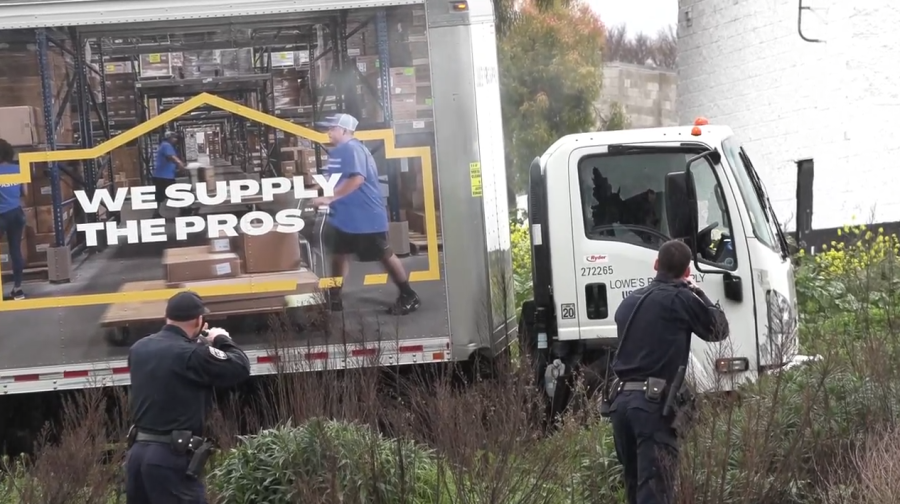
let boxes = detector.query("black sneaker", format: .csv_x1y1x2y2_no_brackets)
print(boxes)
9,288,25,300
388,292,420,316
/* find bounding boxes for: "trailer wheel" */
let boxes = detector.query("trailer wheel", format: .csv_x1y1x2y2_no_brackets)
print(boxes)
104,326,131,347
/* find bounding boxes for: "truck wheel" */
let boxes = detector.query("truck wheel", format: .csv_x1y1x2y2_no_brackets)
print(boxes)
104,326,131,347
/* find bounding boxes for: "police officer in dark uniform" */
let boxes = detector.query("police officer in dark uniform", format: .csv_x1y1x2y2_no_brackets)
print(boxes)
609,240,730,504
125,291,251,504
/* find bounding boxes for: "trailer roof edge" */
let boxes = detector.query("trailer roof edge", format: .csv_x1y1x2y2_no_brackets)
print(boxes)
0,0,423,31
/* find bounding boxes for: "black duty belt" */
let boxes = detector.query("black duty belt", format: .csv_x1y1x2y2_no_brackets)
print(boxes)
136,431,177,444
620,381,650,391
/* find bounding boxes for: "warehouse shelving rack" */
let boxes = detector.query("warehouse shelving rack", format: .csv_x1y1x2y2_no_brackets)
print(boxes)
17,28,119,283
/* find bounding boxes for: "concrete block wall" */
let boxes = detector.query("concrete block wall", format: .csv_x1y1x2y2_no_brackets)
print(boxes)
677,0,900,230
599,62,678,129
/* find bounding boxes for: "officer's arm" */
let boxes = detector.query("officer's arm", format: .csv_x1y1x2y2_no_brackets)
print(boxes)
680,289,730,342
183,336,251,387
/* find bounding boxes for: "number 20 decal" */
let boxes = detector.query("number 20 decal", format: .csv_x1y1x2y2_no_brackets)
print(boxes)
580,266,614,277
560,303,576,319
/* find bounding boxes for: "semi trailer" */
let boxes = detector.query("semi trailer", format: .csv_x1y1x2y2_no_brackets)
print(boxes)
0,0,514,394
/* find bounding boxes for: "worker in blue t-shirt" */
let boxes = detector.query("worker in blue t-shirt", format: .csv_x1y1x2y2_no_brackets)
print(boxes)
0,138,27,300
152,130,185,219
311,114,421,315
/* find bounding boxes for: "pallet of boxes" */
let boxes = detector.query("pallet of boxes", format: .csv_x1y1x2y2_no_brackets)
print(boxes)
99,222,322,345
0,42,80,282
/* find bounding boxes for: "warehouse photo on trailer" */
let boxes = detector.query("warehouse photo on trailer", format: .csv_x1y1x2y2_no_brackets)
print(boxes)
0,5,478,383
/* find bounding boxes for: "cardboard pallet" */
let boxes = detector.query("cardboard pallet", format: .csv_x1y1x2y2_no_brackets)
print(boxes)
408,232,442,252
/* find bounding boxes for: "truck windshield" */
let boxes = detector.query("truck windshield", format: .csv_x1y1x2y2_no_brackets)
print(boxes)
577,150,734,257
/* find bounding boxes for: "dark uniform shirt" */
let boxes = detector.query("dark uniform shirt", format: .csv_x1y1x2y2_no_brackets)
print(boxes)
612,273,730,384
128,325,251,436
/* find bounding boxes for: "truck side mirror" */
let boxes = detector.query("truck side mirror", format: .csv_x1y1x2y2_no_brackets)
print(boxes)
664,171,695,241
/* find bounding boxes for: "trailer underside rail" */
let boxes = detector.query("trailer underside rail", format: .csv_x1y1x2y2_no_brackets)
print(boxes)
0,336,452,394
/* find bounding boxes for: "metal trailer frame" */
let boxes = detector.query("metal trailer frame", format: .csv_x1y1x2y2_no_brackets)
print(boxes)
0,0,516,395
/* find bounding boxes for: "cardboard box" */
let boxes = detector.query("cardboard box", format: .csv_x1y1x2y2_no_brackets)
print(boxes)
139,53,173,78
35,205,74,235
104,61,133,74
390,94,417,120
0,106,38,147
388,67,417,95
31,178,75,207
241,227,303,274
111,147,141,181
208,233,240,254
163,245,241,285
356,55,380,75
300,149,326,173
22,206,36,231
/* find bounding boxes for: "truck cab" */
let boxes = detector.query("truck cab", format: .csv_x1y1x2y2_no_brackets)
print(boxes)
521,120,798,411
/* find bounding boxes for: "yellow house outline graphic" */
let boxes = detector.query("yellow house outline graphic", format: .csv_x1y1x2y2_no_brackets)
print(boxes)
0,93,441,312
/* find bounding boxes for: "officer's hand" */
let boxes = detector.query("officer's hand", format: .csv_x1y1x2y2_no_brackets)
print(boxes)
205,327,234,347
685,277,703,294
206,327,230,339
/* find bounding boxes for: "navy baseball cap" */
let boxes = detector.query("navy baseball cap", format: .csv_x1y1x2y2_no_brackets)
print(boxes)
165,291,210,322
316,113,359,132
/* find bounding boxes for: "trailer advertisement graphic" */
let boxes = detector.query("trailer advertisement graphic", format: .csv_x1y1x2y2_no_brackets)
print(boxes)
0,93,442,312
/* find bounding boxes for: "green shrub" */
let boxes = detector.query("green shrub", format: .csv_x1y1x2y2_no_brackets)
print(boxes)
208,418,445,504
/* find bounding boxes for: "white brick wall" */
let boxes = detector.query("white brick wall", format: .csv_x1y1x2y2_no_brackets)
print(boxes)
677,0,900,230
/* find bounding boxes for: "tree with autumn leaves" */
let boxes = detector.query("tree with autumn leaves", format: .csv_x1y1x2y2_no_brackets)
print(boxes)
495,0,612,195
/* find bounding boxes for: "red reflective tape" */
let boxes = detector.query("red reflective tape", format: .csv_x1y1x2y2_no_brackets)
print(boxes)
63,370,90,379
399,345,424,353
112,367,130,375
14,374,40,382
257,355,280,364
351,348,377,357
305,351,328,361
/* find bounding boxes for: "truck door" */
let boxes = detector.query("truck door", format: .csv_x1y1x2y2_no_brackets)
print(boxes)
566,144,759,387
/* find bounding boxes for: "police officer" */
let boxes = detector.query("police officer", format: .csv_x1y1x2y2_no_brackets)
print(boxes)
125,291,251,504
609,240,730,504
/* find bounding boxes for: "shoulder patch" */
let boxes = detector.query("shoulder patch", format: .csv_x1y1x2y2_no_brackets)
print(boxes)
208,346,228,360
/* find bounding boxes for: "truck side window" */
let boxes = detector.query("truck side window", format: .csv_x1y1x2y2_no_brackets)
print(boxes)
690,161,738,269
577,151,737,269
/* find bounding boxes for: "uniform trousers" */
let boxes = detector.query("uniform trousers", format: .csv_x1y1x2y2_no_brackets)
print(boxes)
126,441,207,504
609,390,679,504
